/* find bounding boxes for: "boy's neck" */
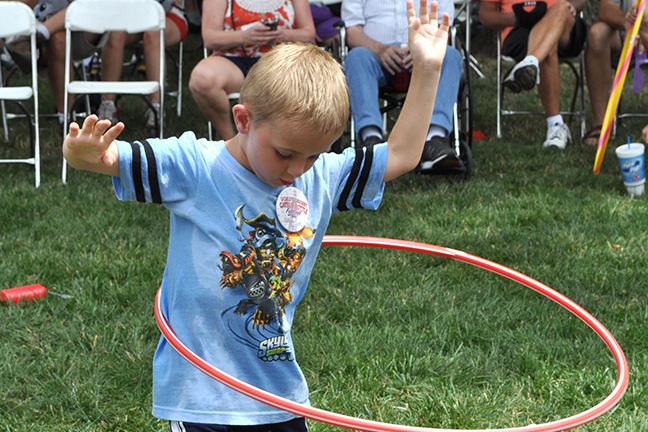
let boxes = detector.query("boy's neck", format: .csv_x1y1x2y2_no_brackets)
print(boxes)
225,134,251,173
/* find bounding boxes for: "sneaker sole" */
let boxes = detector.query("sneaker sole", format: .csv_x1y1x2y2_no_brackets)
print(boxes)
515,67,537,91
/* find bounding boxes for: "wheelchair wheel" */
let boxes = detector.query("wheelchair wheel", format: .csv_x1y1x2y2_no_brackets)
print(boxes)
457,137,473,181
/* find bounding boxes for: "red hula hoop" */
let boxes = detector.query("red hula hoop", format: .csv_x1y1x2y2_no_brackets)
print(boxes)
154,236,629,432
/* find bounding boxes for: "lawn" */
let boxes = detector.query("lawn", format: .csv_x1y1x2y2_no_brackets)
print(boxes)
1,32,647,431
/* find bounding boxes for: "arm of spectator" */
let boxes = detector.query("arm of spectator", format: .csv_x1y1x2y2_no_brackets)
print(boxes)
201,0,280,50
478,1,516,31
627,5,648,48
271,0,316,44
346,25,408,75
567,0,585,13
63,115,123,177
643,124,648,144
598,0,630,31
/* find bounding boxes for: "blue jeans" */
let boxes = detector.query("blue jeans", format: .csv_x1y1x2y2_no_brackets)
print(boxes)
344,45,463,136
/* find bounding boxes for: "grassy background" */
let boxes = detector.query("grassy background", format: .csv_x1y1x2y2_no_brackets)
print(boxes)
1,31,648,431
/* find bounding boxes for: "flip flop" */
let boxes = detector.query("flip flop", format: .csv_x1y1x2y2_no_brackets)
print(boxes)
583,124,602,146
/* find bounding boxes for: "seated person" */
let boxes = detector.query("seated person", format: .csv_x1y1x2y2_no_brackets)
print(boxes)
479,0,586,149
310,2,341,49
96,0,188,130
585,0,648,146
189,0,316,141
6,0,108,126
342,0,463,170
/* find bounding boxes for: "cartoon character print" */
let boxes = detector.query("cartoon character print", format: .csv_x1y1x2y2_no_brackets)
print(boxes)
219,205,314,334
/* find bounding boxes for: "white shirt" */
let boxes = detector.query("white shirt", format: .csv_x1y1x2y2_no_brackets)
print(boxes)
341,0,455,45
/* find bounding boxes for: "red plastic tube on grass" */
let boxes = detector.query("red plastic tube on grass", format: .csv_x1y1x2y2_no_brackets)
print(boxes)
1,284,48,304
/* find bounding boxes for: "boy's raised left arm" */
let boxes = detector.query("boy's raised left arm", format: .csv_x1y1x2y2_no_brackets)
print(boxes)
383,0,449,183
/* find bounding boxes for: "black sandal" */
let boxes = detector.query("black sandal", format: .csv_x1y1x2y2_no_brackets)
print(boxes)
583,124,602,146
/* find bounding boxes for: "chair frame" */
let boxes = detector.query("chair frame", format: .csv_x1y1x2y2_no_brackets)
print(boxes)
0,1,40,187
496,31,587,140
62,0,166,183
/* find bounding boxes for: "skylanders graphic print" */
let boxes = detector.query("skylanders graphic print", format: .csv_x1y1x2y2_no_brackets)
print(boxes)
218,204,314,361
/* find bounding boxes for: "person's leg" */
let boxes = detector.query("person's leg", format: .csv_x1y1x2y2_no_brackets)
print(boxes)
526,1,575,63
100,31,131,103
143,17,183,104
343,47,389,138
45,29,69,117
429,46,462,135
585,22,622,144
189,55,246,140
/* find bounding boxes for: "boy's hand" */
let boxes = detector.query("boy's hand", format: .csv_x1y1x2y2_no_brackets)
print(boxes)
407,0,450,73
63,115,123,176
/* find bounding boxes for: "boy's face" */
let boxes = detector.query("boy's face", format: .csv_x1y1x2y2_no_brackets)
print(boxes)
239,117,340,187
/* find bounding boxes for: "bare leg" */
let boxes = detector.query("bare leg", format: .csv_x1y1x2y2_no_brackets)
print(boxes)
142,17,182,103
189,55,245,140
585,22,622,142
537,50,561,117
46,30,70,114
526,2,575,62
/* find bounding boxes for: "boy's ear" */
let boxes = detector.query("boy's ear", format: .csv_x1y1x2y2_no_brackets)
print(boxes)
232,104,253,134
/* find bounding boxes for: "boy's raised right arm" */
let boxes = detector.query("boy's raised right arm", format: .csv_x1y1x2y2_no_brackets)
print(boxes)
63,115,124,177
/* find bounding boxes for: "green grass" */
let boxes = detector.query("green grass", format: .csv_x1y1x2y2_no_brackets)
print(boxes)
1,34,647,431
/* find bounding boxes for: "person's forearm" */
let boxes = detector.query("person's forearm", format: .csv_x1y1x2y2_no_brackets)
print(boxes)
202,28,247,51
345,25,385,55
383,62,439,182
598,1,628,30
479,8,516,31
281,27,316,44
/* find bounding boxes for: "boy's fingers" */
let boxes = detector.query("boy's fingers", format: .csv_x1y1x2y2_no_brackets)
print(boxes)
81,114,99,133
103,122,125,143
92,119,112,138
418,0,428,24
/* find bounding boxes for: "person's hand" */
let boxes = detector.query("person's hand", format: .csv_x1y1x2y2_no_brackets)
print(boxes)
407,0,449,74
64,115,123,169
377,44,409,75
562,0,577,17
243,23,281,45
643,123,648,144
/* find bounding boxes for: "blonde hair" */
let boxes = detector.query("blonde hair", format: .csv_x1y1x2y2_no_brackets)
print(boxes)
240,42,349,136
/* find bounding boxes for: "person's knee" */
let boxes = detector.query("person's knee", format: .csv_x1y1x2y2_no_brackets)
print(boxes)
343,47,375,72
189,61,219,95
142,30,159,48
587,22,611,50
107,31,127,49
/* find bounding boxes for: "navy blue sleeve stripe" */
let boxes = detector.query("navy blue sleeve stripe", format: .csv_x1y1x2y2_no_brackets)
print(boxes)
352,145,373,209
337,147,364,212
130,141,145,203
143,140,162,204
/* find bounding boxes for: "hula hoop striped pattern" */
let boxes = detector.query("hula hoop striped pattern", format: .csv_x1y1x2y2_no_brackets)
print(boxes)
154,236,629,432
593,0,647,174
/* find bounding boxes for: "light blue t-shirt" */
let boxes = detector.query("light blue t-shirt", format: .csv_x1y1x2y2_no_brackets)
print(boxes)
112,132,388,425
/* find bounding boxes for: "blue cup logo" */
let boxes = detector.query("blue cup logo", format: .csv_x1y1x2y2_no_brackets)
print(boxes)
618,155,645,184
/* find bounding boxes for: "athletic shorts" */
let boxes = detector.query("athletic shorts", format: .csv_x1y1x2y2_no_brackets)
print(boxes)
222,55,260,76
168,5,189,42
71,31,109,61
169,417,308,432
502,14,587,62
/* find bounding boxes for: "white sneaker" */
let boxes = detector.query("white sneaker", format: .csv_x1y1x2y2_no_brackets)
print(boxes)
97,100,118,126
542,123,571,149
145,102,160,130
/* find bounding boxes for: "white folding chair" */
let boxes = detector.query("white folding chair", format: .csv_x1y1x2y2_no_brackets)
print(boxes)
62,0,166,183
0,2,40,187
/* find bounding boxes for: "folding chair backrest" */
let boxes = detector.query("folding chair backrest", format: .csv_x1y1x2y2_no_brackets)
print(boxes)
65,0,166,34
0,2,40,187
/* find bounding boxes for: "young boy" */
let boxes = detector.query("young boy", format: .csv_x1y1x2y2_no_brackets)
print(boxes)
63,0,449,430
